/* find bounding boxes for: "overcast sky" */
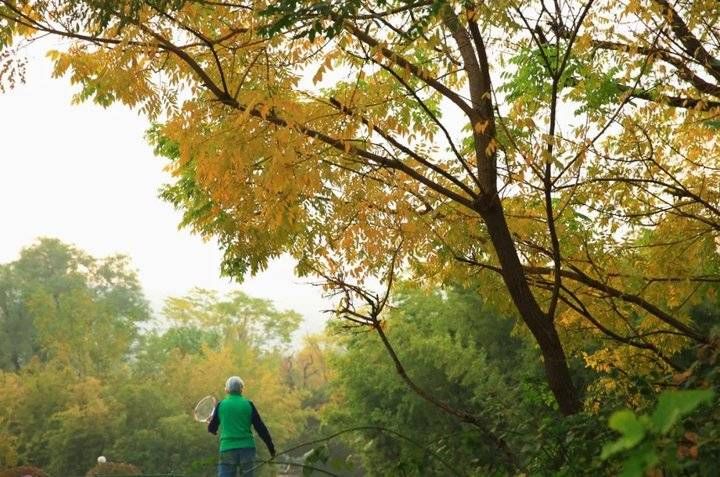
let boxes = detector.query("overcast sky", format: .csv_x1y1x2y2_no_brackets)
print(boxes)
0,40,330,338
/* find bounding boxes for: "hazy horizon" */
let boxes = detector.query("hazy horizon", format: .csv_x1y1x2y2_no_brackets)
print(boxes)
0,39,330,340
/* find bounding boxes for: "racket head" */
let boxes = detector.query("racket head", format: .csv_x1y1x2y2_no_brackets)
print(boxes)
193,395,217,422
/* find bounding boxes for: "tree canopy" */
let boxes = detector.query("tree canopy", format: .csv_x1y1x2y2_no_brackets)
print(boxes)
0,238,149,373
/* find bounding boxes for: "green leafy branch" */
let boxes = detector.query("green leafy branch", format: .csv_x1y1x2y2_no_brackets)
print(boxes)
601,389,715,477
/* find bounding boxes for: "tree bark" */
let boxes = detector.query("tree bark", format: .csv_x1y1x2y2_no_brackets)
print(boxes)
480,198,581,415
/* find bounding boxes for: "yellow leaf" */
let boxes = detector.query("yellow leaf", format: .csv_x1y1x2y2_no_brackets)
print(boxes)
313,64,325,84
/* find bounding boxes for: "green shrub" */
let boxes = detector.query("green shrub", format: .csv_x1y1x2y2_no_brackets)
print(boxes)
0,466,50,477
85,461,142,476
601,389,715,477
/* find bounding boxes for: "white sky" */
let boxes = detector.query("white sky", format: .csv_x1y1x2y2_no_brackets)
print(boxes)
0,41,330,338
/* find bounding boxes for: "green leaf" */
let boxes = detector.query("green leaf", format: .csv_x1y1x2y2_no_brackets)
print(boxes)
703,119,720,130
600,410,646,459
650,389,714,434
619,443,658,477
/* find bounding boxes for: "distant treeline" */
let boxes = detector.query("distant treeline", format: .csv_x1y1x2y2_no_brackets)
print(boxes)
1,239,718,476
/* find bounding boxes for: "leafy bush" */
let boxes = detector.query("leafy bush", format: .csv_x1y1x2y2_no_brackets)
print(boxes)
601,389,715,477
85,461,142,476
0,466,49,477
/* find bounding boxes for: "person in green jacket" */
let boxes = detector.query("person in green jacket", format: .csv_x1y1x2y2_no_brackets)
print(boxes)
208,376,276,477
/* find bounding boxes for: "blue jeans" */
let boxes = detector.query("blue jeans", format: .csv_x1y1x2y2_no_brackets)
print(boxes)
218,447,256,477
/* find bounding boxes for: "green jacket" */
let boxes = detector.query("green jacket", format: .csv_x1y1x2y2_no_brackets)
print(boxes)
207,394,275,454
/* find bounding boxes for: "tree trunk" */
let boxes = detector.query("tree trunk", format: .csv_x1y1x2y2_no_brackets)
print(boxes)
480,199,581,415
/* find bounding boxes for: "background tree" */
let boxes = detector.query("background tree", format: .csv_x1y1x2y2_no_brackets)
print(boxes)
0,239,312,476
161,288,301,350
322,284,615,475
0,238,150,373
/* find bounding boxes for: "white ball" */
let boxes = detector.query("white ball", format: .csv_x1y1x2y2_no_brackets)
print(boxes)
97,456,107,464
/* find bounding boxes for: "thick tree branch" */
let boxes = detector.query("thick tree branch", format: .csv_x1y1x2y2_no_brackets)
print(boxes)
343,22,475,118
579,38,720,99
372,60,481,188
444,8,497,196
557,284,683,372
456,255,708,344
325,96,478,198
652,0,720,83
